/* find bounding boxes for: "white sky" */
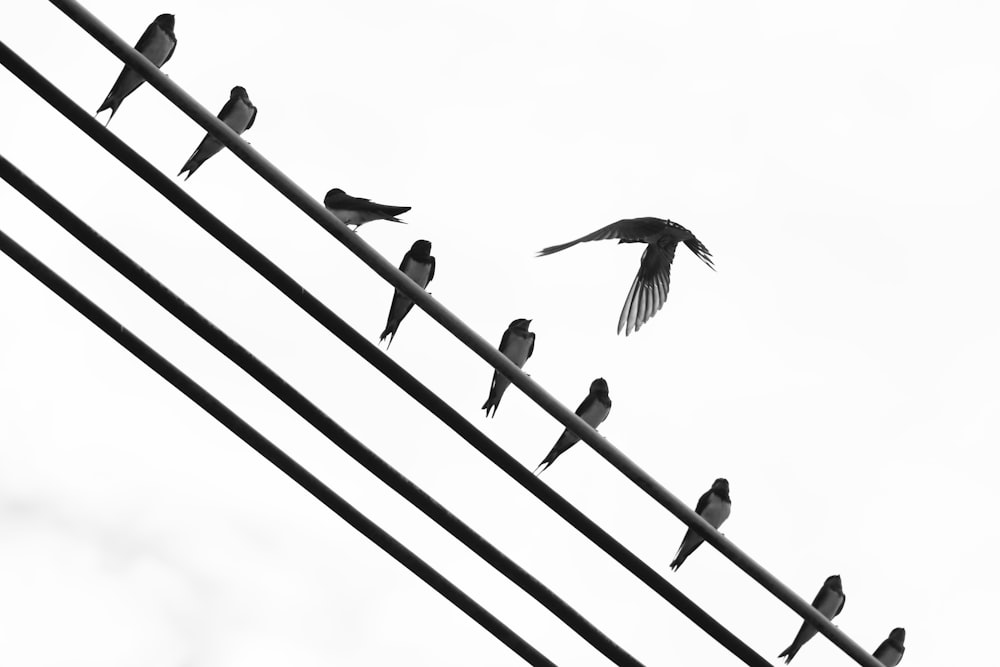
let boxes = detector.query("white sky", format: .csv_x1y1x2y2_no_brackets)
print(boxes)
1,1,998,665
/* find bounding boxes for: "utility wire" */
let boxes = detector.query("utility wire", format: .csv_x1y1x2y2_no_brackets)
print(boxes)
0,41,770,666
0,225,556,667
0,153,644,667
44,5,884,663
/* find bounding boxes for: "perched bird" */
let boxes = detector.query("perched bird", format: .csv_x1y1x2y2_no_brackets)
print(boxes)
669,478,731,571
537,217,714,335
482,318,535,417
323,188,410,230
534,378,611,475
96,14,177,125
379,240,435,346
177,86,257,180
778,575,847,663
872,628,905,666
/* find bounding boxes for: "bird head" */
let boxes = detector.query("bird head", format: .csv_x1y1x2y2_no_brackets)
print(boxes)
889,628,905,643
825,575,843,591
230,86,249,100
712,478,729,492
590,378,609,395
323,188,346,206
411,240,432,258
510,318,532,330
155,14,175,29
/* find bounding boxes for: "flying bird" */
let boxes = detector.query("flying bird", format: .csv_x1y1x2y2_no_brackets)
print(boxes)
379,240,435,346
177,86,257,180
96,14,177,125
537,217,714,335
323,188,411,230
873,628,905,666
534,378,611,475
778,574,846,663
669,478,731,571
482,318,535,417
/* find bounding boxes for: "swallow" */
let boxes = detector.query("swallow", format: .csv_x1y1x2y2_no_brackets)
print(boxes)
323,188,411,230
778,574,846,663
669,478,731,571
96,14,177,126
379,240,435,346
177,86,257,180
872,628,905,666
534,378,611,475
482,319,535,417
537,217,714,335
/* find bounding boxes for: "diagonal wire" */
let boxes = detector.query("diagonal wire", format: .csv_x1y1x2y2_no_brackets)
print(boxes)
0,40,770,665
42,4,885,665
0,226,557,667
0,154,644,667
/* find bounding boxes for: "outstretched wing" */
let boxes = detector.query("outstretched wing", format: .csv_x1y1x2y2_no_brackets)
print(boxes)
537,217,667,256
617,242,676,335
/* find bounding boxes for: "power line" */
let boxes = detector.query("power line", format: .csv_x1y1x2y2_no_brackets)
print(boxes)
45,2,886,663
0,223,557,667
0,41,769,666
0,153,644,667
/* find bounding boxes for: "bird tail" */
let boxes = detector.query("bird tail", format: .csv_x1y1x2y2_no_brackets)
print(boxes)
777,644,799,664
481,373,510,418
379,293,413,347
669,532,700,572
177,136,223,181
684,238,715,270
95,94,121,126
533,459,552,476
537,238,583,257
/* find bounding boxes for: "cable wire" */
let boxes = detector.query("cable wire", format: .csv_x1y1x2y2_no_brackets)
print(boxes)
44,6,884,662
0,223,557,667
0,153,644,666
0,40,770,666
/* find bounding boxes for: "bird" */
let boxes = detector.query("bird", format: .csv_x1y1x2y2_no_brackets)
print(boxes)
323,188,410,230
778,574,846,663
872,628,905,666
482,318,535,417
379,240,435,346
96,14,177,126
534,378,611,474
537,217,714,335
669,478,731,571
177,86,257,180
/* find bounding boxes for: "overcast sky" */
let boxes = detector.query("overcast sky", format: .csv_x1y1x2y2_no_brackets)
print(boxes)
1,1,998,665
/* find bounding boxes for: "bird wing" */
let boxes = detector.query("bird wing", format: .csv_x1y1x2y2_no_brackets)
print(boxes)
537,218,666,256
617,241,676,335
132,22,160,56
497,327,514,354
693,488,714,515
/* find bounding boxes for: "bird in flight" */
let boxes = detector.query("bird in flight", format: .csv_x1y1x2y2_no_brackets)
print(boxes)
538,217,714,335
534,378,611,474
380,240,435,347
872,628,905,666
482,318,535,417
778,574,846,663
96,14,177,126
178,86,257,180
669,478,731,571
323,188,410,230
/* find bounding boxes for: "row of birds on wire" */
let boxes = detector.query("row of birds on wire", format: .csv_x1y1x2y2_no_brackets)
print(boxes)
91,13,906,666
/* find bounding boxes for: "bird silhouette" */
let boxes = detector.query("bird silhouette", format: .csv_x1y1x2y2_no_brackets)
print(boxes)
379,240,435,346
778,574,846,663
670,478,731,571
177,86,257,180
96,14,177,126
538,217,714,335
482,318,535,417
323,188,410,230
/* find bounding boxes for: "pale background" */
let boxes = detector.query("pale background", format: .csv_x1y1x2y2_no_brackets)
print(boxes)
1,1,997,665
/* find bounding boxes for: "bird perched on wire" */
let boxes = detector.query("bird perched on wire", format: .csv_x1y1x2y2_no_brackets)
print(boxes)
872,628,905,666
96,14,177,126
669,478,731,571
482,318,535,417
380,240,435,346
534,378,611,474
778,574,846,663
323,188,410,230
537,217,714,335
177,86,257,180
